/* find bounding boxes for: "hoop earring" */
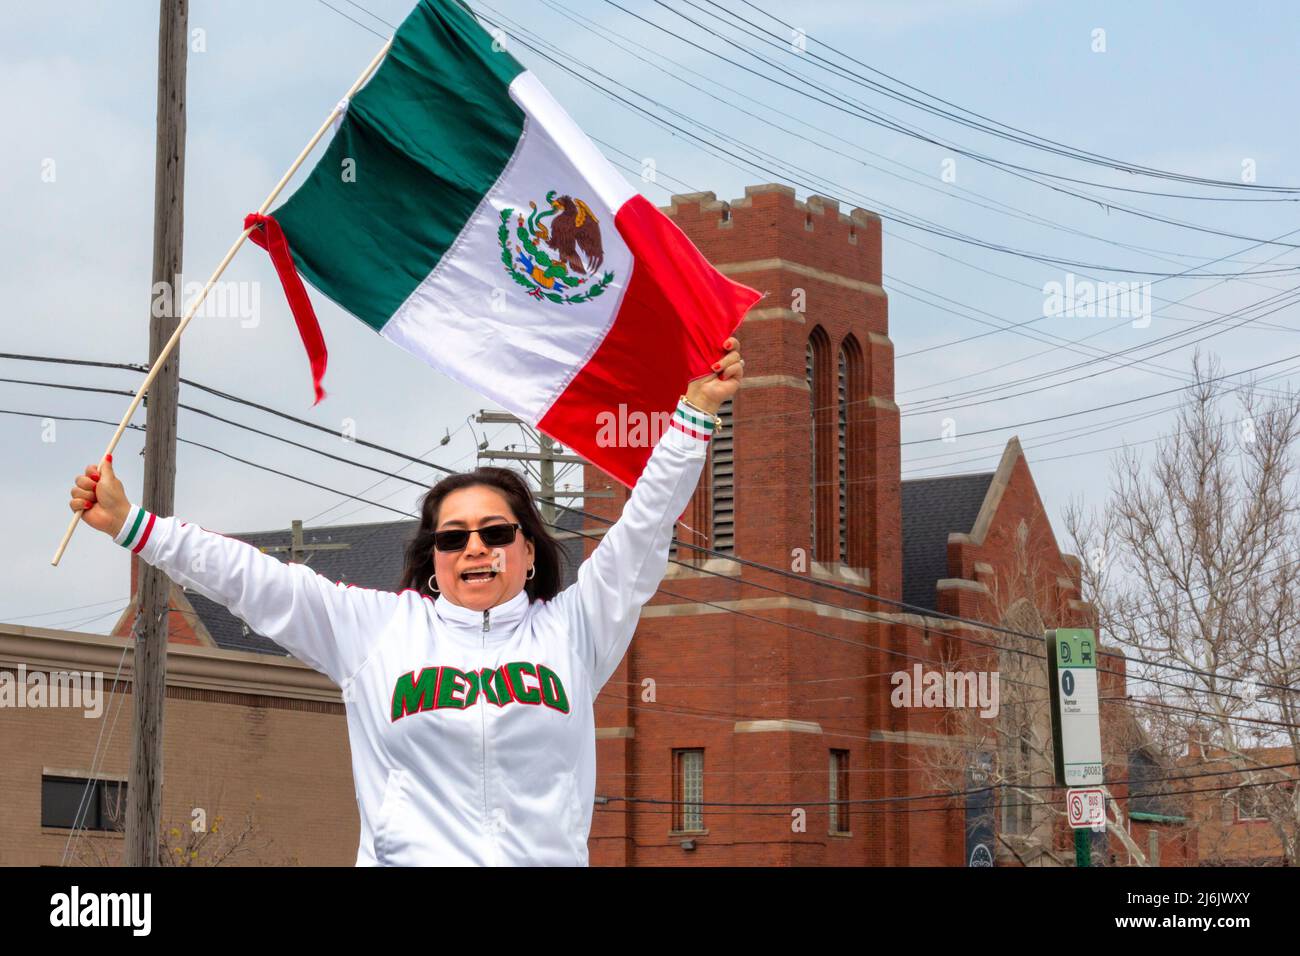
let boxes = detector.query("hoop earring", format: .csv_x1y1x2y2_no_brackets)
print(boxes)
426,573,440,594
526,565,536,580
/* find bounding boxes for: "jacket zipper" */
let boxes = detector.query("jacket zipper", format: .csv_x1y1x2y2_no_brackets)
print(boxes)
481,610,491,857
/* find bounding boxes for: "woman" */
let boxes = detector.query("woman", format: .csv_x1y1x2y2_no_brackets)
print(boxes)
70,337,743,866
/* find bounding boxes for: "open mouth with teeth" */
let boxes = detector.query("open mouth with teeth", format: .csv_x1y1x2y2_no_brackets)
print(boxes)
460,568,501,583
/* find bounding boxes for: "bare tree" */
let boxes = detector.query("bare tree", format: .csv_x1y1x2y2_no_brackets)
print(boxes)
69,792,294,867
915,515,1070,864
1067,353,1300,865
915,510,1158,865
157,796,285,867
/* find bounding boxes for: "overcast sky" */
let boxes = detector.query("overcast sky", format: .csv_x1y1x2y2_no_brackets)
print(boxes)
4,0,1298,634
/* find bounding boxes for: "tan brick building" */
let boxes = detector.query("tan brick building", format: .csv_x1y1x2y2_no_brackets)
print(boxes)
0,622,355,866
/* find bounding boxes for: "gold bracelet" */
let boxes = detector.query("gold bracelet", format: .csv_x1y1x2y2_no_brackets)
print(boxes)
679,395,723,432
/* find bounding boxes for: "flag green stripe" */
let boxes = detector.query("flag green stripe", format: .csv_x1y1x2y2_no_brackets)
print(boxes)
273,0,527,331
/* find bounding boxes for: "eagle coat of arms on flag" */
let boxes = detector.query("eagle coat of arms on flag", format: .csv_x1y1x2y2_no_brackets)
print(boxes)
499,190,615,304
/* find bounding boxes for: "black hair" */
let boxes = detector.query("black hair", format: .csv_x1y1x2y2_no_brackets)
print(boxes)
397,467,562,602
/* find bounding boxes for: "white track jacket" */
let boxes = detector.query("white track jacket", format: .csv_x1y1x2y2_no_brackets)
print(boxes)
112,408,710,865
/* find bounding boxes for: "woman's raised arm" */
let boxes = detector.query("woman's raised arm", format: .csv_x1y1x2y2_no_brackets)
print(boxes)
71,456,397,686
541,337,743,693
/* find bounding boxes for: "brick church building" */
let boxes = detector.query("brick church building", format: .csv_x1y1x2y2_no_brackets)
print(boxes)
582,184,1105,866
4,183,1142,867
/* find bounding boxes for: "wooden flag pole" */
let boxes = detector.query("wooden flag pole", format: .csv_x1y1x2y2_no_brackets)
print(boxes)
51,37,393,566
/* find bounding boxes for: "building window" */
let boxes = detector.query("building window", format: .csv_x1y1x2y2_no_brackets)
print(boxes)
1237,788,1269,822
41,775,127,831
806,328,832,562
837,348,848,562
837,335,863,567
673,749,704,832
829,749,850,834
710,398,735,554
806,339,817,557
1219,794,1236,825
1001,730,1033,835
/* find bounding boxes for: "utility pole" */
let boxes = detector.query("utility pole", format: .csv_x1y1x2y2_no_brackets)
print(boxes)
475,411,612,527
127,0,187,867
537,431,556,526
260,519,351,564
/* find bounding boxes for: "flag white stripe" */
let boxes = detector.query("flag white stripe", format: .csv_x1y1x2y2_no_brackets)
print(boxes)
380,70,637,424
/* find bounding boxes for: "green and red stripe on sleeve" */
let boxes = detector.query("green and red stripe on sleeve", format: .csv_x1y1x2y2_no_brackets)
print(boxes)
113,504,157,554
670,399,716,442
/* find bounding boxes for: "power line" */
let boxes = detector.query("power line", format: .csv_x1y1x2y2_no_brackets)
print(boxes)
595,760,1300,814
731,0,1299,195
898,285,1300,417
467,0,1300,437
1,361,1291,696
596,0,1300,244
7,366,1297,697
589,96,1300,410
309,3,1300,447
480,0,1300,400
543,0,1296,288
895,343,1300,449
14,393,1300,741
1,596,126,623
649,0,1300,216
5,352,1297,679
890,239,1300,380
476,3,1300,272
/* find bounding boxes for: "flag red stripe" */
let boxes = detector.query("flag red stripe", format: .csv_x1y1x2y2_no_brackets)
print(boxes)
538,194,761,487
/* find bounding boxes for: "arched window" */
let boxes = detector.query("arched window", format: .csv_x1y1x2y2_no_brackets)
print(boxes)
837,336,864,566
807,328,832,561
838,348,848,562
1000,599,1046,838
806,339,816,556
710,398,735,554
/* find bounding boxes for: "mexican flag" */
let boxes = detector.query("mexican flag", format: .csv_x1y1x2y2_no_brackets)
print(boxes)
251,0,761,487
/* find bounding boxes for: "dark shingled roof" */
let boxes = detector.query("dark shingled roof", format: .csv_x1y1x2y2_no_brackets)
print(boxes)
1126,747,1185,819
900,472,995,613
187,505,585,657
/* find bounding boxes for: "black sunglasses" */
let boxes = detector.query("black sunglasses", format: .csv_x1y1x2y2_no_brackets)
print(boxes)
433,522,522,553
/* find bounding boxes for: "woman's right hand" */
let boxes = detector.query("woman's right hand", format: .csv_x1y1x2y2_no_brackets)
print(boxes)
69,455,131,538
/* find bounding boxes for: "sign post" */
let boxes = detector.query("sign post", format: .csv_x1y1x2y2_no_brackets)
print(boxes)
1046,629,1104,867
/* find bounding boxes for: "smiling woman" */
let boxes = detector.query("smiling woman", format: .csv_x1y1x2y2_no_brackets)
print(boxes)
68,337,744,866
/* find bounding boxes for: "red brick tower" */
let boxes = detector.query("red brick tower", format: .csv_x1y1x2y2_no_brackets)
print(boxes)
584,184,907,865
